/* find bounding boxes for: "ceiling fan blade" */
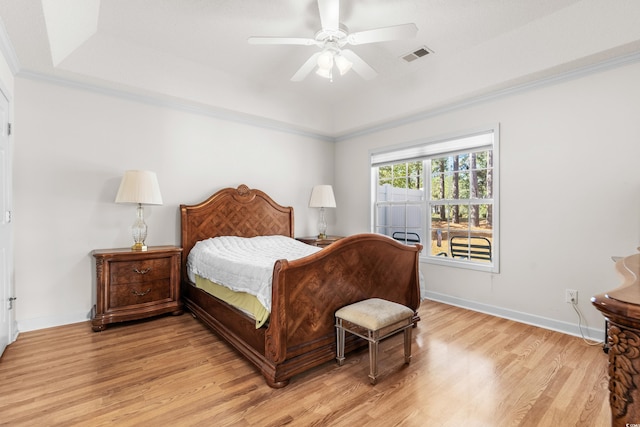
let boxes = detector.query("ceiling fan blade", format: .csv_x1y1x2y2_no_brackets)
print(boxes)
341,49,377,80
346,23,418,45
318,0,339,30
248,37,319,46
291,52,322,82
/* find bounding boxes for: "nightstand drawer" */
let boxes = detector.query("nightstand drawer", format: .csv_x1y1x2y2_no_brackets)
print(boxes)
109,258,171,285
109,278,171,308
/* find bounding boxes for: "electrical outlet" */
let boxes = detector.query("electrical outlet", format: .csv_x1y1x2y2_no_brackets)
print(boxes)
565,289,578,304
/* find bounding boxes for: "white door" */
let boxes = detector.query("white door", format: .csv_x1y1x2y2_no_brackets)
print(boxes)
0,90,12,357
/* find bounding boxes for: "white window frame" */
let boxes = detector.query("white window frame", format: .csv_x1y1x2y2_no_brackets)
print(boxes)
370,124,500,273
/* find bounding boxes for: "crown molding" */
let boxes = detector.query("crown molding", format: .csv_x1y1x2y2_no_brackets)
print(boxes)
334,50,640,142
10,44,640,145
0,17,20,75
16,68,335,143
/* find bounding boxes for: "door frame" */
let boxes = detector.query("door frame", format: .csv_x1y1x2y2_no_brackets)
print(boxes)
0,87,14,356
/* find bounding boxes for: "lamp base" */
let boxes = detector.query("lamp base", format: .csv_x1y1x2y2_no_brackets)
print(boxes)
131,242,148,251
317,207,328,241
131,204,148,251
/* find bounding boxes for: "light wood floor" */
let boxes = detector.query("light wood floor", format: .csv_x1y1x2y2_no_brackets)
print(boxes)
0,300,610,426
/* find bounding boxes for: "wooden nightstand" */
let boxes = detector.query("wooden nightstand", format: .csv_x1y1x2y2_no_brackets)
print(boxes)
296,236,344,248
91,246,183,331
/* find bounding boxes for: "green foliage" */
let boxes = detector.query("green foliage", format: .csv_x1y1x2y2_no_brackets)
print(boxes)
376,150,493,224
375,143,495,256
430,151,491,200
378,161,423,189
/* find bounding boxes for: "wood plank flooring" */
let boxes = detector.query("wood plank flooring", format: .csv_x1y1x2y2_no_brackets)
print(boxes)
0,300,611,426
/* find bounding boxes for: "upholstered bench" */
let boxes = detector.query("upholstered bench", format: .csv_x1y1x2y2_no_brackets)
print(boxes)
335,298,414,384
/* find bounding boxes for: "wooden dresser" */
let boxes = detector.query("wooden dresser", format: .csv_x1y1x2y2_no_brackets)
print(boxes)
91,246,183,331
591,249,640,426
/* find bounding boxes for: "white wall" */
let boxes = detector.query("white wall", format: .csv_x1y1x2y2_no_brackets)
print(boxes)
335,60,640,339
9,53,640,339
13,77,334,331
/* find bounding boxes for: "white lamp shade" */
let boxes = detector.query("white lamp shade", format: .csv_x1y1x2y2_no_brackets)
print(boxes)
335,54,352,75
317,50,334,70
115,170,163,205
309,185,336,208
316,67,332,79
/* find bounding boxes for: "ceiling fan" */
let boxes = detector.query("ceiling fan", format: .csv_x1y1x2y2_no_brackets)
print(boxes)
248,0,418,82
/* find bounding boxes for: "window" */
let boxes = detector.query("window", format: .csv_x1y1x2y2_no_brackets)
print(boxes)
371,125,499,272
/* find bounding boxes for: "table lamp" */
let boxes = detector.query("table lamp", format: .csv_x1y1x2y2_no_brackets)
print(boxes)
115,170,163,251
309,185,336,239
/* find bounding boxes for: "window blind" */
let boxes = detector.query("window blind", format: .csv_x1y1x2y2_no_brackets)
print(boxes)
370,130,494,167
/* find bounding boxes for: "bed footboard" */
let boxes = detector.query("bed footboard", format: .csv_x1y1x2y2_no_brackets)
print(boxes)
264,233,422,386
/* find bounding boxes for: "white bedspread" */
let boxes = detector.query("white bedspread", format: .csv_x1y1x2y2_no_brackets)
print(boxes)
186,235,321,312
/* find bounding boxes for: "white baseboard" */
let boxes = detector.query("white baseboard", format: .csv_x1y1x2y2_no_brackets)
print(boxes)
423,291,606,343
17,311,91,333
15,295,607,345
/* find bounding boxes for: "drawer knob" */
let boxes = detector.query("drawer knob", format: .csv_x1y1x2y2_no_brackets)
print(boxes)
133,268,151,275
131,288,151,297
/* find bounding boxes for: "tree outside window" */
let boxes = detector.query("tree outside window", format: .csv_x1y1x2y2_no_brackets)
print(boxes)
371,127,499,272
429,149,493,264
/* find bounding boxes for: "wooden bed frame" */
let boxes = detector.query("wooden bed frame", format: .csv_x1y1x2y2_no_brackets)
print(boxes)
180,184,422,387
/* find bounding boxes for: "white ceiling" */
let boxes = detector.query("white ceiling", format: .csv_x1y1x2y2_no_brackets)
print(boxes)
1,0,640,137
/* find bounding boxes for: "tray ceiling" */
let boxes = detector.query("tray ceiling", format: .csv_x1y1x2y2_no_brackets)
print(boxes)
1,0,639,137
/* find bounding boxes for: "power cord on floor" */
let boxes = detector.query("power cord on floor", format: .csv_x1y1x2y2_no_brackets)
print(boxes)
571,302,604,346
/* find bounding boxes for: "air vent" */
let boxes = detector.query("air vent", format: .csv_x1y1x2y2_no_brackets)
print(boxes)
401,46,433,63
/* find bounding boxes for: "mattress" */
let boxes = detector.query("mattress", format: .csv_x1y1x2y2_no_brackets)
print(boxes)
195,274,270,328
187,235,321,325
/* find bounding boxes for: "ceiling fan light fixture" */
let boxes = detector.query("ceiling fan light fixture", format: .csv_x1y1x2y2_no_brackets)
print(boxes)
250,0,415,82
335,53,352,75
316,67,332,79
317,50,334,70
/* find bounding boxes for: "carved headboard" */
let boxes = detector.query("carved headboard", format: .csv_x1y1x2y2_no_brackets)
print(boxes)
180,184,295,282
